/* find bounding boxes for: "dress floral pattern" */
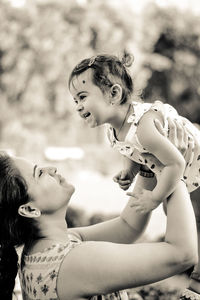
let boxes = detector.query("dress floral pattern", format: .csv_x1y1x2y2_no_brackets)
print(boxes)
19,234,128,300
107,100,200,192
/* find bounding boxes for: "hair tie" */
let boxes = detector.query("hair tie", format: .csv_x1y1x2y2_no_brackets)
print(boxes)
88,56,96,67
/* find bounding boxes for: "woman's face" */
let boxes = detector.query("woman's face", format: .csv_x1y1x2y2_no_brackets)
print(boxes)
12,157,75,213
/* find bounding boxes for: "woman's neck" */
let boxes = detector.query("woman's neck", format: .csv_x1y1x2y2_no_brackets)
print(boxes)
25,217,69,255
39,215,69,244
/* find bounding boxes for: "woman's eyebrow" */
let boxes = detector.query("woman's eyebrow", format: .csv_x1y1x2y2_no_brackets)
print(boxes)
33,165,37,177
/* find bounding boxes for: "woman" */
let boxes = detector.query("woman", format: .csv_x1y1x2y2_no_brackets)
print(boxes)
0,122,198,300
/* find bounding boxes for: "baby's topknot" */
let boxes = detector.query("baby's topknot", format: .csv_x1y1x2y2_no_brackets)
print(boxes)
121,52,134,68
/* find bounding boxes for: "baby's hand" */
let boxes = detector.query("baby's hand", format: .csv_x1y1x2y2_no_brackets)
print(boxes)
113,169,135,190
127,189,161,213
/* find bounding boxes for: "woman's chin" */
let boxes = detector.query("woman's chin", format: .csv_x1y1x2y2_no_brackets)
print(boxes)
70,185,75,194
67,185,75,197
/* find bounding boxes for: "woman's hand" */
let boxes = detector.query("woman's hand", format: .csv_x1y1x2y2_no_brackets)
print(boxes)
154,117,195,178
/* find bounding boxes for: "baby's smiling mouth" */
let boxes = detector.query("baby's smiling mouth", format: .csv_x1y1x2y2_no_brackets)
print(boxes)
82,112,91,119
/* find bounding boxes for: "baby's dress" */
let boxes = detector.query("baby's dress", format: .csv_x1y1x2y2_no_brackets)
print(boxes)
19,233,128,300
107,100,200,192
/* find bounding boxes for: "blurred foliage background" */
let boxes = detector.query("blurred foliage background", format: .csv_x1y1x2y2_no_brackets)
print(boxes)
1,0,200,235
1,0,199,298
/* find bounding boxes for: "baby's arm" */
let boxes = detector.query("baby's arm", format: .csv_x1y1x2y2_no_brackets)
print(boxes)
137,110,185,204
113,156,140,190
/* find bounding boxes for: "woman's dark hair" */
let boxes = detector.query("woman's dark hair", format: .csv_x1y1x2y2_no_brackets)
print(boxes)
0,152,40,299
69,52,134,105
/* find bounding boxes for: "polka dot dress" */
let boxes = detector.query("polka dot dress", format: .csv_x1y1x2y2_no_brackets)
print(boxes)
107,100,200,192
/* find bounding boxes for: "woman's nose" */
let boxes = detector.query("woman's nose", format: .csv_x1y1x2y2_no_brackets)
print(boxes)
47,167,57,175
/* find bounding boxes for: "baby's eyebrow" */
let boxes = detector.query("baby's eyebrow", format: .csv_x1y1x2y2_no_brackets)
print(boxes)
77,91,87,96
33,165,37,177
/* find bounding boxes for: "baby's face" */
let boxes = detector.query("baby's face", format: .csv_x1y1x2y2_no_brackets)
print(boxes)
69,69,111,127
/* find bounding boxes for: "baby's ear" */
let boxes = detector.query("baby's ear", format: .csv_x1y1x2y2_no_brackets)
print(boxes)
18,202,41,218
109,84,123,105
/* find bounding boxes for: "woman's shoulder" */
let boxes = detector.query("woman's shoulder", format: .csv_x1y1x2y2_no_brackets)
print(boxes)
22,231,82,257
68,229,83,242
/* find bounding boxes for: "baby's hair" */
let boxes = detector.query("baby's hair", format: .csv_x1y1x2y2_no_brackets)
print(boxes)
69,52,134,105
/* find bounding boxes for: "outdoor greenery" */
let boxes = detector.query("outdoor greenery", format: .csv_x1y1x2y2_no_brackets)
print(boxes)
0,0,199,158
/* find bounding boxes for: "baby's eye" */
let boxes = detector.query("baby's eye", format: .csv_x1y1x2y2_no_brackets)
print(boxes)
80,95,86,100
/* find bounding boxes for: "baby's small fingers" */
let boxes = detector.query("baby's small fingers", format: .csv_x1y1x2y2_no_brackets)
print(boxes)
113,173,122,182
120,185,130,191
113,177,119,183
118,179,131,185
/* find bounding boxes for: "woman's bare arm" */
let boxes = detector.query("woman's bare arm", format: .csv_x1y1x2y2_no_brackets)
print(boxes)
57,182,197,300
69,175,156,243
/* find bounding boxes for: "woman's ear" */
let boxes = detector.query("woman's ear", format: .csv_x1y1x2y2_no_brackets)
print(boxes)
18,203,41,218
109,84,123,105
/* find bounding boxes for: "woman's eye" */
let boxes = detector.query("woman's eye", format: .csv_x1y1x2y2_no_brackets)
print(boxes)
80,95,86,100
39,170,43,177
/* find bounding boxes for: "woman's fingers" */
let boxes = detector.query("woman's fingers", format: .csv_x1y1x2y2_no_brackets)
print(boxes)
174,119,188,155
182,126,189,157
184,137,195,178
154,119,166,137
167,117,177,146
175,120,184,145
154,117,188,155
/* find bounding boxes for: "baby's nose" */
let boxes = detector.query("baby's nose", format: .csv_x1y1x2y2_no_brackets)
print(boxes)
76,103,84,111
